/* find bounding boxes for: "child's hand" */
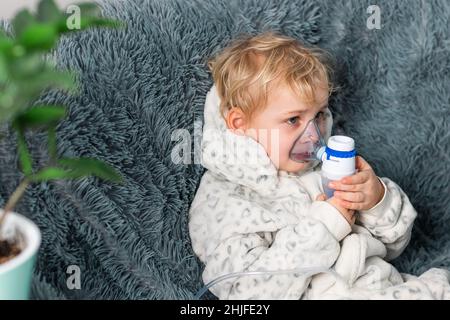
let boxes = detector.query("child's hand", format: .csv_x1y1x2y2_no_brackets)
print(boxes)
328,156,385,211
316,193,356,226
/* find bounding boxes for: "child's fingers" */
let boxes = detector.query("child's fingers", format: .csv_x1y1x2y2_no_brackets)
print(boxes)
356,156,372,171
334,198,365,211
340,171,370,185
329,181,363,192
334,190,365,203
315,193,327,201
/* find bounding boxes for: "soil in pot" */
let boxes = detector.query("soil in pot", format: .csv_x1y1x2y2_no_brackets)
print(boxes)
0,239,22,265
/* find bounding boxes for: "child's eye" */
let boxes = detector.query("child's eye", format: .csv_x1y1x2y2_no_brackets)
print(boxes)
287,116,300,126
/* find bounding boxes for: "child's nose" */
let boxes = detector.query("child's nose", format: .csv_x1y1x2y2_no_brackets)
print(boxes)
308,131,319,142
304,125,320,143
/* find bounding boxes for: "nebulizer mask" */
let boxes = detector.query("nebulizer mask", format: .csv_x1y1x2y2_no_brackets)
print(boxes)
194,109,357,300
289,107,333,169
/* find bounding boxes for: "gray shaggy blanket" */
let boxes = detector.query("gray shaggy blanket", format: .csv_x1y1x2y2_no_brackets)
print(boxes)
0,0,448,299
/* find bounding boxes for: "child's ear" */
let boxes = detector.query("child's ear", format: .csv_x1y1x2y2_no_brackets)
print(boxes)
225,107,248,131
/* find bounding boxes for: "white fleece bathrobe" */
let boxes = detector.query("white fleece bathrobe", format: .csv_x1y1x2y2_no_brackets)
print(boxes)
188,85,450,300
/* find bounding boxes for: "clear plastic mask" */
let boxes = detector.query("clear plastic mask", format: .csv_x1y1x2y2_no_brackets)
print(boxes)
289,108,333,166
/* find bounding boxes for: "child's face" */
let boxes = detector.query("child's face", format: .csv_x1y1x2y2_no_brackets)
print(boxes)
243,83,329,173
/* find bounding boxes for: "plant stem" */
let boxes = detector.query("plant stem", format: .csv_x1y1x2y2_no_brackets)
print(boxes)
0,178,31,237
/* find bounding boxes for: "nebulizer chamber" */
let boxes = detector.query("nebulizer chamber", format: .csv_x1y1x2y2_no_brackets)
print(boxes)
318,135,357,198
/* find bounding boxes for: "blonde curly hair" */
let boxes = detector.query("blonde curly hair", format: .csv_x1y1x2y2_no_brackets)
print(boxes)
207,32,337,121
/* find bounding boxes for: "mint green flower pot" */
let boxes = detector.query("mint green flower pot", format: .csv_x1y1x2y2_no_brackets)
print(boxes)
0,210,41,300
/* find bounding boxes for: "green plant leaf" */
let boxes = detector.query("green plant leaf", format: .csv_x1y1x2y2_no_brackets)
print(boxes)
85,17,125,29
58,157,124,183
37,0,61,23
0,83,22,124
16,128,33,176
48,125,57,161
30,167,76,182
59,16,122,34
14,68,77,101
12,9,36,37
0,53,7,82
76,3,102,18
14,106,66,129
9,53,44,77
36,68,77,93
19,23,58,51
0,36,14,56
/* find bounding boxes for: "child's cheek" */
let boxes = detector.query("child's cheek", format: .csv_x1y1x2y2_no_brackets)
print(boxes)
277,132,294,163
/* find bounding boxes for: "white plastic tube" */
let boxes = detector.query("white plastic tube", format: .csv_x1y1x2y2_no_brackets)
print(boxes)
194,267,348,300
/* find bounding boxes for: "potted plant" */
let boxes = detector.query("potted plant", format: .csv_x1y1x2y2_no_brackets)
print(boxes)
0,0,123,299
